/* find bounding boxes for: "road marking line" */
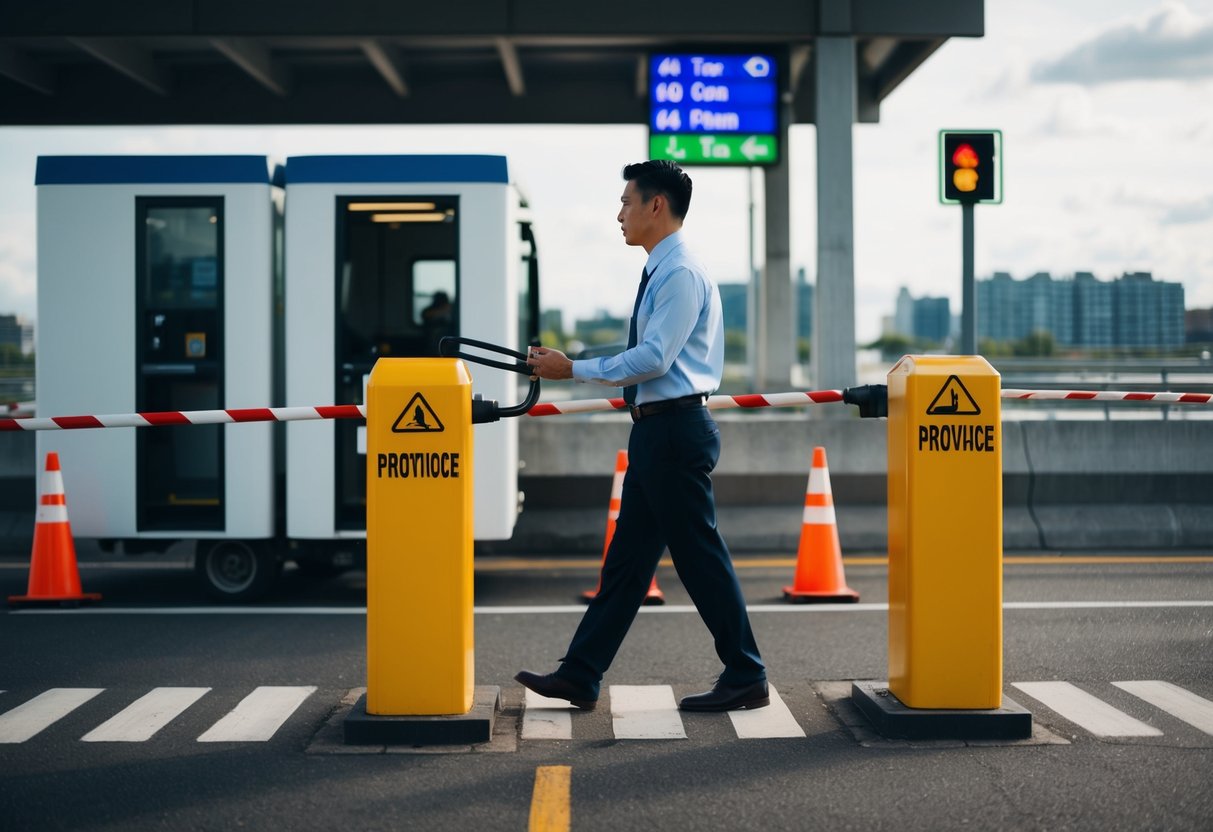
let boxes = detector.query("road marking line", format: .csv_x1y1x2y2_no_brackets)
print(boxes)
1012,681,1163,737
728,685,805,739
9,600,1213,616
0,688,104,743
1113,681,1213,736
196,686,317,742
81,687,210,742
522,688,574,740
471,555,1213,570
4,555,1210,574
609,685,686,740
528,765,571,832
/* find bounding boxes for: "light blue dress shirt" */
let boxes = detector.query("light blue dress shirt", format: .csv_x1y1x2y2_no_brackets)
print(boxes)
571,230,724,406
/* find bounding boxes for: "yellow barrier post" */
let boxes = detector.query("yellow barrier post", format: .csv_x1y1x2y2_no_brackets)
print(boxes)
852,355,1031,740
343,357,499,745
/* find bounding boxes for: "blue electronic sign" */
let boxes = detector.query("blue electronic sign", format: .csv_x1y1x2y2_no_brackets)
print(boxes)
649,54,778,135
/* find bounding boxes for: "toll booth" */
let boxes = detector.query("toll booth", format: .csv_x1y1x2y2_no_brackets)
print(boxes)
34,156,279,542
282,155,533,543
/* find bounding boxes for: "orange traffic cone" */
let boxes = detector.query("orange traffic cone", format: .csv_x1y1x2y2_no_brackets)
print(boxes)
581,449,664,605
783,446,858,603
8,452,101,607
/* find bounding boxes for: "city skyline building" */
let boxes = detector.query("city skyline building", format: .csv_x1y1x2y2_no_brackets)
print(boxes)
976,270,1184,350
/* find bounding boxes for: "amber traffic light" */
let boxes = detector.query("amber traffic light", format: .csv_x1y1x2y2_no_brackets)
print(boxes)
940,131,1000,204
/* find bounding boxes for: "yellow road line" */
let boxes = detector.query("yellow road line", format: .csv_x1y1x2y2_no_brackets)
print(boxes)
528,765,571,832
477,555,1213,572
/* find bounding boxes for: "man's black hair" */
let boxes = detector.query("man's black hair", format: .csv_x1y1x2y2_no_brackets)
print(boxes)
622,160,693,220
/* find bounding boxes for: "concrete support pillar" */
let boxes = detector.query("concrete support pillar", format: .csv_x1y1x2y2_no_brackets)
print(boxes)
760,110,795,391
813,36,858,393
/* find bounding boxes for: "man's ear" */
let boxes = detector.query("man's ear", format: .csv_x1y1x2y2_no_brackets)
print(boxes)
649,194,665,216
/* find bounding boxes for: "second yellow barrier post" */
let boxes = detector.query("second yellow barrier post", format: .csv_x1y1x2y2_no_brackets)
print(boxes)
852,354,1032,740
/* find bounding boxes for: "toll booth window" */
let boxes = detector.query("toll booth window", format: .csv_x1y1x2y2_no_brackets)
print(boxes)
334,196,458,530
144,206,221,308
135,198,224,531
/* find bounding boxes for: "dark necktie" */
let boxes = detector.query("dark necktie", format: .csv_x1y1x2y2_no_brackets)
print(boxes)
622,267,651,406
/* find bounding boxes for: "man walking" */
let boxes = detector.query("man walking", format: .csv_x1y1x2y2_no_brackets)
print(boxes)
518,160,768,712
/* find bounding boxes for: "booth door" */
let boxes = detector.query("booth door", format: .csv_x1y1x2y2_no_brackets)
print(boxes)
334,197,459,530
136,197,224,531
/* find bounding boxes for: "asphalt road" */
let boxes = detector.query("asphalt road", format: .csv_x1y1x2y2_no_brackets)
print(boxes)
2,552,1211,831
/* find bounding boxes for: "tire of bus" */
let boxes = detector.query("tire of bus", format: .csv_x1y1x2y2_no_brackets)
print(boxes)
195,539,280,602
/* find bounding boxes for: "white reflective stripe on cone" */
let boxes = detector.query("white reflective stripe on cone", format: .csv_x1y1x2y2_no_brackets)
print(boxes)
807,466,831,495
802,505,837,525
40,470,64,496
35,504,69,523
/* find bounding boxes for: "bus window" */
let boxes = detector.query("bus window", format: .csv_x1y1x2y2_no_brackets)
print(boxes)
415,259,456,355
518,221,540,352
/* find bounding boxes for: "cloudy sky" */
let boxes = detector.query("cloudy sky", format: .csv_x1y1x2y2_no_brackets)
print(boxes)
0,0,1210,344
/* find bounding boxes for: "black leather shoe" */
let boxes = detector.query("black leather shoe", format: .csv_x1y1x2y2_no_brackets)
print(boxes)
515,670,598,711
679,680,770,712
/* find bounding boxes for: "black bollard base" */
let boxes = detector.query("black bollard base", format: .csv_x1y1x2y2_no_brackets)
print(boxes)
343,686,500,746
851,680,1032,741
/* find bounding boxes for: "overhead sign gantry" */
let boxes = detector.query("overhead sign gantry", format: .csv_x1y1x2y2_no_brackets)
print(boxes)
648,53,779,166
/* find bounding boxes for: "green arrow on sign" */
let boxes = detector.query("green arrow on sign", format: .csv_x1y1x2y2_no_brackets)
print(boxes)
649,134,778,166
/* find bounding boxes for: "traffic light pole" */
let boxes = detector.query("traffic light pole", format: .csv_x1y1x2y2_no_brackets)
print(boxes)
960,201,976,355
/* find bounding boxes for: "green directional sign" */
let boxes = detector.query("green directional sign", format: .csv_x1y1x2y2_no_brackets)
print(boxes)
650,133,778,166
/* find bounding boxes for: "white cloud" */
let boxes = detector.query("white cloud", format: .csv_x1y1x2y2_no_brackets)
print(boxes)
1160,194,1213,224
1032,1,1213,85
0,227,37,319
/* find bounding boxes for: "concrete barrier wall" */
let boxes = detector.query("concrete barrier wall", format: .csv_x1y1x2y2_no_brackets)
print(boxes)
1,417,1209,554
506,415,1213,554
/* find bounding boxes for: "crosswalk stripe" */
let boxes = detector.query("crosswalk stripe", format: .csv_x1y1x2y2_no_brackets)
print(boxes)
1012,681,1163,737
521,688,574,740
196,686,317,742
728,685,805,739
0,688,105,743
609,685,685,740
81,687,211,742
1113,681,1213,736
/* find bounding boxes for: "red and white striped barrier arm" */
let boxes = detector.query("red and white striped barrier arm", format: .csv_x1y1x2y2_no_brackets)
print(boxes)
1001,389,1212,405
1,387,1208,431
0,405,366,432
527,390,846,417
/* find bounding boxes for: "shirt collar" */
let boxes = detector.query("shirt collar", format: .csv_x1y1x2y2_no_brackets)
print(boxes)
644,229,685,277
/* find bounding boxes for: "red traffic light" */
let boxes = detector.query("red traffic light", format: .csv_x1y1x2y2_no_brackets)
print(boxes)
952,143,979,168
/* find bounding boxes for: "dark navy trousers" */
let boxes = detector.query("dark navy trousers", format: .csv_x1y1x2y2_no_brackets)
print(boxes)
554,404,766,697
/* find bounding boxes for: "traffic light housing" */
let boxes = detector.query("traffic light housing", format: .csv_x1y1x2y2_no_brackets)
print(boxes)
939,131,1001,204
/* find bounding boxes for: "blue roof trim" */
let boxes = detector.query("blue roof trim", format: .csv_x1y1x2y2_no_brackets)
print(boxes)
285,155,509,184
36,156,274,185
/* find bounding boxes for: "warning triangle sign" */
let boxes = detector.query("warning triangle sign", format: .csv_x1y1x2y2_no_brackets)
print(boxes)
926,375,981,416
392,393,445,433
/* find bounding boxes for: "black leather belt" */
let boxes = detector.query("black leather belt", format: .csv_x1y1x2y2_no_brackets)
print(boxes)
630,393,708,423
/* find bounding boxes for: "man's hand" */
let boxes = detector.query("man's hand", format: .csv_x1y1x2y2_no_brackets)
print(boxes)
526,346,574,380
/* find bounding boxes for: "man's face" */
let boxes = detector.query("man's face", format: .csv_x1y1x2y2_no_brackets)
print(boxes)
617,179,655,248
